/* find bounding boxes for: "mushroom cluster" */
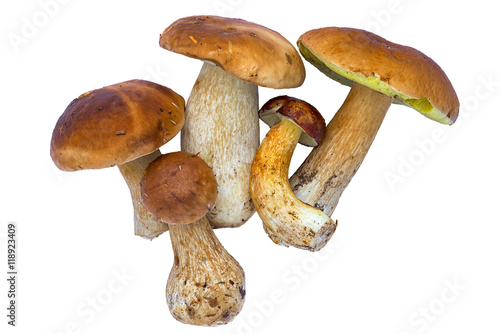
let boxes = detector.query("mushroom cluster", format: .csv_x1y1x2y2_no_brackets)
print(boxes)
50,15,459,327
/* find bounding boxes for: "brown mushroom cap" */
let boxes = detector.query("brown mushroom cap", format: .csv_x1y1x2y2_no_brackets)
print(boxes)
160,15,305,88
298,27,459,124
259,96,326,147
140,151,218,225
50,79,185,171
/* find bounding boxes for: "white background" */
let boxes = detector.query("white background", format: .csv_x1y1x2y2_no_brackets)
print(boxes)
1,0,499,333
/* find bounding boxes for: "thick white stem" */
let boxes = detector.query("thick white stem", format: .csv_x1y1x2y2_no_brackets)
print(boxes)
118,149,168,239
182,62,259,228
167,217,245,326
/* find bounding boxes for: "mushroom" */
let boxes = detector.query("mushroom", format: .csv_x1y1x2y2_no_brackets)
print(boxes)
50,79,185,239
289,27,460,217
250,96,336,251
159,15,305,228
140,151,245,326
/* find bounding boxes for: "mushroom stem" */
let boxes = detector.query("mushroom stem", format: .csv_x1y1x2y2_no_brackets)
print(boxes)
118,149,168,239
166,217,245,326
182,62,259,228
250,118,336,251
290,83,394,216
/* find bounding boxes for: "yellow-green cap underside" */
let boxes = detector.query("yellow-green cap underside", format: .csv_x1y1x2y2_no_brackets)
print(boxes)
298,28,459,125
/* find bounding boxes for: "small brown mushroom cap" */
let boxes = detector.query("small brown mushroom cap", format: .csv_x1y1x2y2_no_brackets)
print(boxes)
140,151,218,225
160,15,305,88
50,79,185,171
298,27,459,124
259,95,326,147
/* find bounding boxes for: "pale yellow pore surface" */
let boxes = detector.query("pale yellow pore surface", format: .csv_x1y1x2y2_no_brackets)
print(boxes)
182,62,259,228
167,217,245,326
118,149,168,239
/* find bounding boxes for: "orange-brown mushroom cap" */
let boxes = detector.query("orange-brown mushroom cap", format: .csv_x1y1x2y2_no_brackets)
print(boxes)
50,80,185,171
259,96,326,147
160,15,305,88
140,151,218,225
298,27,459,124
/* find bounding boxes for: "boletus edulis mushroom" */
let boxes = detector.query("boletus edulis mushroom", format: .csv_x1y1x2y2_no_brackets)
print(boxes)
290,27,460,217
159,15,305,228
140,151,245,326
50,79,185,239
250,96,336,251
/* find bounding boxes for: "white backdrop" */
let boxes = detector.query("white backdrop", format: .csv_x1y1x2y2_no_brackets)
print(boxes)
1,0,499,333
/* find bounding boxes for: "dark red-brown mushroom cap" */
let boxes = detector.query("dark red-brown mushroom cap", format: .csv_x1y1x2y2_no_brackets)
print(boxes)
140,151,218,225
259,96,326,147
50,79,185,171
